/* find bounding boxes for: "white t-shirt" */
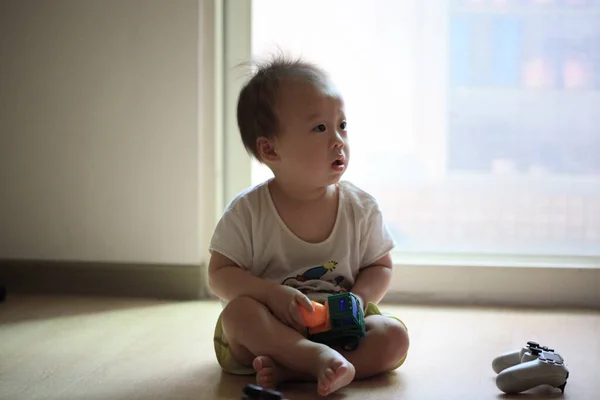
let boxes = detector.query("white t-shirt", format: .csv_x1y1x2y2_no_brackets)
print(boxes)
209,179,395,303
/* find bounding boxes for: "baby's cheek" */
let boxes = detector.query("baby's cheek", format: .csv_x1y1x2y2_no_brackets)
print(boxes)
298,149,324,166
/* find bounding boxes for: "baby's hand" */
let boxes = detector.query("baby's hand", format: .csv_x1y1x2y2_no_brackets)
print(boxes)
266,285,314,330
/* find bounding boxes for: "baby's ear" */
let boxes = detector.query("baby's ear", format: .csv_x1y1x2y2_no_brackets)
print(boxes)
257,136,279,163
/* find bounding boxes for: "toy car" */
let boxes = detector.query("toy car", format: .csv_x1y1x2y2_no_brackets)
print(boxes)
299,292,366,351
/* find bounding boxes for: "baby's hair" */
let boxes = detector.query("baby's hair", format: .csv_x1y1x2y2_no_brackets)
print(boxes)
236,52,330,162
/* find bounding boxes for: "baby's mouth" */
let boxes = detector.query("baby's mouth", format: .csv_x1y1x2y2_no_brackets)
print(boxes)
331,157,345,170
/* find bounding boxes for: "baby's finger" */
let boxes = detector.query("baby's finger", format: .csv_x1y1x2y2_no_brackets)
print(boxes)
277,309,294,328
285,313,302,330
295,293,314,312
289,300,307,327
274,310,287,325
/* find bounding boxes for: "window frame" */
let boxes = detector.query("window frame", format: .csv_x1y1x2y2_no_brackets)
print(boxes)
210,0,600,309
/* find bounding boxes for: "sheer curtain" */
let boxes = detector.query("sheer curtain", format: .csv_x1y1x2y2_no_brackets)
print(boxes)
250,0,600,259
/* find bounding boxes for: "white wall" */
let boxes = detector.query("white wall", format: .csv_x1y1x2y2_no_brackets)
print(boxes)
0,0,202,264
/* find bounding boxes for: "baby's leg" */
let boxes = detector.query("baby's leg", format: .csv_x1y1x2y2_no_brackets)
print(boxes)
252,356,314,390
336,315,409,379
221,296,355,396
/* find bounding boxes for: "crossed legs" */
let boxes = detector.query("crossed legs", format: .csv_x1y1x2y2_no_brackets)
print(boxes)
219,296,409,396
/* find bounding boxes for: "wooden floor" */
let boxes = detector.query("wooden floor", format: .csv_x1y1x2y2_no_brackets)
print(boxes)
0,295,598,400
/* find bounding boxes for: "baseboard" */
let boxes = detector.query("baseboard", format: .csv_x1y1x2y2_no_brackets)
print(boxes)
382,291,600,310
386,264,600,310
2,259,598,309
0,259,209,300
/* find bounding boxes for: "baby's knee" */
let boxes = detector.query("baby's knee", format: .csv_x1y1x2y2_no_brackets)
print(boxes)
379,320,410,367
221,296,267,326
389,321,410,354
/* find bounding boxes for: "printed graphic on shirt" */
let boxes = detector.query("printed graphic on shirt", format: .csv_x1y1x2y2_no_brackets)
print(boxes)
281,261,349,296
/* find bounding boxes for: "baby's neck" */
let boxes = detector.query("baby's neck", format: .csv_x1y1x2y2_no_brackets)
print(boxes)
269,179,337,204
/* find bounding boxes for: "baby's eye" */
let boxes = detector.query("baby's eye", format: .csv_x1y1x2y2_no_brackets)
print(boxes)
340,121,347,130
314,124,327,132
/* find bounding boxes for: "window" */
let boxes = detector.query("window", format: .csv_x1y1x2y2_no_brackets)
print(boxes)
219,0,600,307
249,0,600,260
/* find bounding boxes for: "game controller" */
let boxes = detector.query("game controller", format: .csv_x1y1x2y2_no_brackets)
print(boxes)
241,384,283,400
492,341,556,373
495,350,569,394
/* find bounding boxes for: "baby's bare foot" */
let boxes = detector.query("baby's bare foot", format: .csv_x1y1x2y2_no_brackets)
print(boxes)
253,350,354,396
316,349,355,396
253,356,292,389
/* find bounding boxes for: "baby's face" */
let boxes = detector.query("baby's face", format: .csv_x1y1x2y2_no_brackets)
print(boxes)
271,80,349,188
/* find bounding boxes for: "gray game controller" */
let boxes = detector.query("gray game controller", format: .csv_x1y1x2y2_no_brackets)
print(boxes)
496,350,569,394
492,341,556,373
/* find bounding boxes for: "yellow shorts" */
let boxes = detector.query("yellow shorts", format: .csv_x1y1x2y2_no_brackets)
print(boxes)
213,302,408,375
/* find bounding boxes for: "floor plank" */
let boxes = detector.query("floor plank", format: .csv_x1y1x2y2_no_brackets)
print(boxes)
0,295,598,400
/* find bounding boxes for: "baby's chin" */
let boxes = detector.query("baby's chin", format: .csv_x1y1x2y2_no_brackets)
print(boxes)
288,166,347,187
325,172,346,186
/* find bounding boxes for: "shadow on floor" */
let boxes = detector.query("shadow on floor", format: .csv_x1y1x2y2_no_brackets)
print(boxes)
215,368,404,400
497,389,567,399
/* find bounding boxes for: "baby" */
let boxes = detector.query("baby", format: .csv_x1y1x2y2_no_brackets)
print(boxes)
208,55,410,396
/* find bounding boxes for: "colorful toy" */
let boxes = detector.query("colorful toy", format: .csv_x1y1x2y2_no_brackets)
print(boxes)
241,384,283,400
298,292,366,351
298,300,327,328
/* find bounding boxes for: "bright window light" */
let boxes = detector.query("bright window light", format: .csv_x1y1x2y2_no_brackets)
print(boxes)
250,0,600,258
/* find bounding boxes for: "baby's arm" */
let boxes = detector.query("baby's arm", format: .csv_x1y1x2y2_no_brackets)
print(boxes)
208,250,277,304
209,250,313,329
351,252,393,309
